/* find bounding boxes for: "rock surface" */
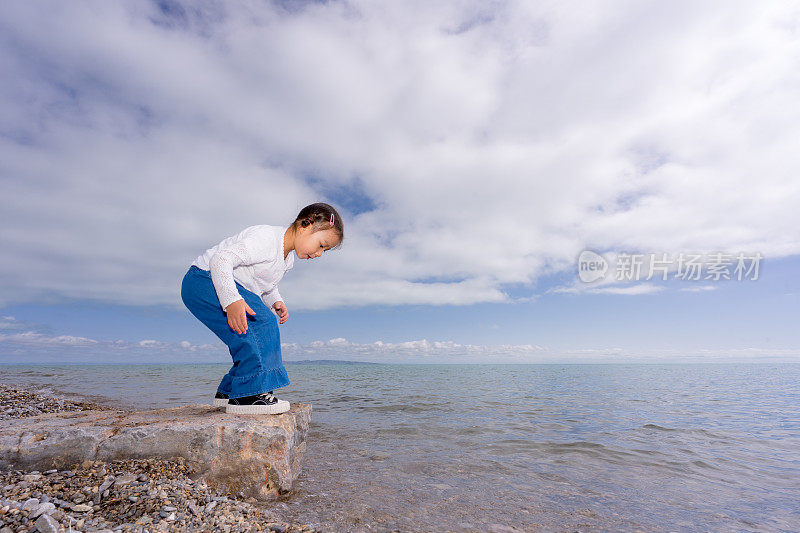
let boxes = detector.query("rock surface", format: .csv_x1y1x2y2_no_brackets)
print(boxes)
1,457,319,532
0,404,311,501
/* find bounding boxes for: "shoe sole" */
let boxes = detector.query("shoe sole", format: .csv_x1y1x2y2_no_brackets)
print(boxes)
226,400,290,415
212,398,228,408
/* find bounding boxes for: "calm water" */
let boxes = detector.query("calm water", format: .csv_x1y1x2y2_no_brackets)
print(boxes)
2,363,799,532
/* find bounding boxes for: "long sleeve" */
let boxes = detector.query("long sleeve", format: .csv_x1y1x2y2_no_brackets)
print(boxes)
208,228,278,311
262,286,284,308
209,249,247,311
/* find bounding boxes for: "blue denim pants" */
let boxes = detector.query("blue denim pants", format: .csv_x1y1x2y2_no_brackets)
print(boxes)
180,265,290,398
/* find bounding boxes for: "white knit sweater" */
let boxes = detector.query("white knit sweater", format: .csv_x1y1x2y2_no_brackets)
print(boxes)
191,224,295,311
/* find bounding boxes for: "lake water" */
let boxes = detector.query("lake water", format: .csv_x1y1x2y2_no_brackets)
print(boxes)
1,362,799,532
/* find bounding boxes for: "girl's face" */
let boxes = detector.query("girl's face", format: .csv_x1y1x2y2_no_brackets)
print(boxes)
295,226,339,260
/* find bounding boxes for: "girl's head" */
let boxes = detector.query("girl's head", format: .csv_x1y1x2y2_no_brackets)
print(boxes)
291,202,344,260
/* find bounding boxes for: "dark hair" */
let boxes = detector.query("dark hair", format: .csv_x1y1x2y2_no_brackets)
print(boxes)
292,202,344,249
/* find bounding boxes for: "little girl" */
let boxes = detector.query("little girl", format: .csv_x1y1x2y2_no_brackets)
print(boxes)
181,202,343,415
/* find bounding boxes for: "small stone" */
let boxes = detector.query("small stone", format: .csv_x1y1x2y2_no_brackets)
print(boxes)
44,469,58,475
22,474,42,483
40,494,50,503
113,473,137,487
128,496,139,503
212,496,228,502
72,503,92,512
266,524,287,533
31,501,56,518
487,525,522,533
22,497,40,511
205,501,217,512
98,476,116,494
35,514,60,533
162,506,177,512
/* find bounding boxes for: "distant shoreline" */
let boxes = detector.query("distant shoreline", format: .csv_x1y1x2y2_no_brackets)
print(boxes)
1,360,799,366
286,359,382,364
0,359,384,366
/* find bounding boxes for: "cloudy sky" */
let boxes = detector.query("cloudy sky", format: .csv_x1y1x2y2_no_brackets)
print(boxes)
1,0,799,364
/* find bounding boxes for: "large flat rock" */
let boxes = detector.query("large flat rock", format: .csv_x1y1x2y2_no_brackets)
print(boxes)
0,404,311,500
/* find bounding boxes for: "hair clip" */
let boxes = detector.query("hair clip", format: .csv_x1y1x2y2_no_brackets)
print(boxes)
330,213,334,226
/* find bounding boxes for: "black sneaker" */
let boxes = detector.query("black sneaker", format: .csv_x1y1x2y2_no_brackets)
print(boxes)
212,391,229,408
226,391,290,415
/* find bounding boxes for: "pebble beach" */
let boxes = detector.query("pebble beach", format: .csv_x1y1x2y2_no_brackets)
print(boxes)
0,385,326,533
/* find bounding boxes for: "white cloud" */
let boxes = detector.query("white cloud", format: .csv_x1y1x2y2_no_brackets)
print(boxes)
679,285,718,292
0,316,22,330
0,315,51,333
0,331,98,346
551,282,664,295
589,284,664,295
0,326,797,363
0,1,797,311
552,249,758,294
138,339,169,348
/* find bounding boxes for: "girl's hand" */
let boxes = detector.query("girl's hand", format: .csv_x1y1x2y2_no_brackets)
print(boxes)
225,299,256,334
273,301,289,324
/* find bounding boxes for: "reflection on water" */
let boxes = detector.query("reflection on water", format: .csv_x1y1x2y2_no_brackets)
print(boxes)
2,362,800,532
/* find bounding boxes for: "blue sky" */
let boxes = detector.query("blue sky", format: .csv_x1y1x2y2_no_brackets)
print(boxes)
1,1,799,364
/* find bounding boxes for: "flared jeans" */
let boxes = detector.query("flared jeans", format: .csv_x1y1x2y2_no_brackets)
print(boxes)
181,265,290,398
